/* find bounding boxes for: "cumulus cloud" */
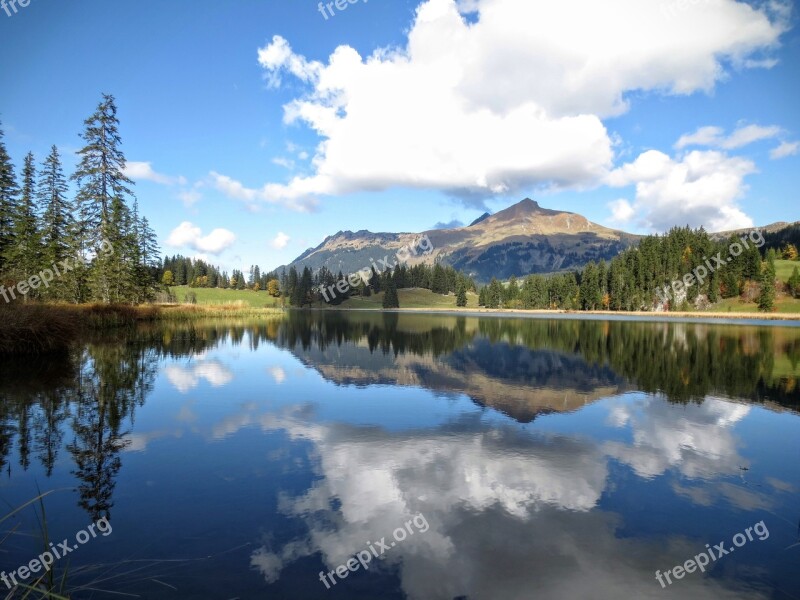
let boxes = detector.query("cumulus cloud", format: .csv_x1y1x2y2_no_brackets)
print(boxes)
166,221,237,254
220,0,784,207
607,199,635,225
675,124,783,150
270,232,291,250
124,161,187,186
770,140,799,159
607,149,756,231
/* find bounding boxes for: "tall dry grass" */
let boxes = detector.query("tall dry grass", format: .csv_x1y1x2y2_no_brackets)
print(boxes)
0,303,285,354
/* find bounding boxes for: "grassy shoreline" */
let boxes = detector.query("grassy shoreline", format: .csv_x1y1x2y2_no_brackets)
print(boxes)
0,303,285,354
2,298,798,355
347,306,800,323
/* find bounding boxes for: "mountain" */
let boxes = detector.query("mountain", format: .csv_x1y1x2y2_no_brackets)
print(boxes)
286,198,639,282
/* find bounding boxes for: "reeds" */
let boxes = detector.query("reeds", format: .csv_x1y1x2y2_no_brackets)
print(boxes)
0,303,285,355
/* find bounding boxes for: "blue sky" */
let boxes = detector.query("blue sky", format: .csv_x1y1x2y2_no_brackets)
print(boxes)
1,0,798,272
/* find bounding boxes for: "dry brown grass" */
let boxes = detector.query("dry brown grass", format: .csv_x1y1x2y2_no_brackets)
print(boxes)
0,303,285,354
0,304,79,354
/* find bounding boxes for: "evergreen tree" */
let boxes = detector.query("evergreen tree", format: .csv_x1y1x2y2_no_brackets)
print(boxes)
486,278,502,308
383,277,399,308
369,266,381,293
0,124,19,275
8,152,41,291
72,94,137,303
39,146,71,262
757,257,776,312
456,281,467,307
505,275,519,306
787,266,800,299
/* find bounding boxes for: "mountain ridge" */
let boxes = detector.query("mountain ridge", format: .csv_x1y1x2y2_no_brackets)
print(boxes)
284,198,795,282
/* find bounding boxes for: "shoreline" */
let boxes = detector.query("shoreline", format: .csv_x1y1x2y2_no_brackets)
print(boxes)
312,306,800,326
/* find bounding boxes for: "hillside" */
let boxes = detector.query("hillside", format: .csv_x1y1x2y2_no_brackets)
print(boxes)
287,198,639,282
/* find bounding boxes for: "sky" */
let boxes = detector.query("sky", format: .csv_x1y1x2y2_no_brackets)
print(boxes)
1,0,798,272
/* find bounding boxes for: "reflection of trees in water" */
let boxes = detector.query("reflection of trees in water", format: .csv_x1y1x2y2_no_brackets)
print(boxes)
0,315,797,511
0,337,162,520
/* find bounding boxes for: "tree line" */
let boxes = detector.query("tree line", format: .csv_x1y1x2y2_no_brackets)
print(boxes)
0,95,160,304
279,262,476,308
479,226,795,312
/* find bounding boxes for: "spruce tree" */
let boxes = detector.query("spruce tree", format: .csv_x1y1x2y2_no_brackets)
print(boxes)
757,257,776,312
383,277,399,309
72,94,136,303
456,282,467,307
8,152,41,290
38,146,73,300
0,124,19,275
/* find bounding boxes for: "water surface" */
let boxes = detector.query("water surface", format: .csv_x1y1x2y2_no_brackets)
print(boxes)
1,312,798,599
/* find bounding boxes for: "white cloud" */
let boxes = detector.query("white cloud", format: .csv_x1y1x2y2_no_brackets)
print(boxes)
675,124,783,150
272,157,295,170
607,198,635,224
770,140,799,159
124,161,187,186
607,149,756,232
673,126,725,150
209,171,318,212
231,0,784,205
166,221,237,254
270,232,291,250
177,189,202,207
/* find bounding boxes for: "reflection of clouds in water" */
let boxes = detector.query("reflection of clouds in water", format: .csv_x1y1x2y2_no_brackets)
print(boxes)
267,366,286,384
245,402,768,599
164,359,233,393
603,396,749,480
122,429,182,452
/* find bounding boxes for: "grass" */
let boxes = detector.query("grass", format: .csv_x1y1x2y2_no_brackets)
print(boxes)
709,295,800,314
0,302,284,355
168,285,282,308
776,259,800,283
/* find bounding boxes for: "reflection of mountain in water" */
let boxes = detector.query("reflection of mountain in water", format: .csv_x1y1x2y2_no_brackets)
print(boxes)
292,335,627,422
272,312,800,417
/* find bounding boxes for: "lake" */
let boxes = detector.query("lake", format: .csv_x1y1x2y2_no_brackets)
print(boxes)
1,311,799,599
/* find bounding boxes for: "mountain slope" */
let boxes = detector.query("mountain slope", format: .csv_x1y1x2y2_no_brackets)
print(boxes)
287,198,640,281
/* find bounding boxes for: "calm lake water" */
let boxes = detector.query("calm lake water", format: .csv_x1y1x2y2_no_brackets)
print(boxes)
1,312,799,599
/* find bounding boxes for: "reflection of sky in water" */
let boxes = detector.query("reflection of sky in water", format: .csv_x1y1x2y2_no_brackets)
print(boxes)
1,321,798,599
127,335,798,599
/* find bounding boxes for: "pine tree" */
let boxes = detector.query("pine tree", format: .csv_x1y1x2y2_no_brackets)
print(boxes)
456,282,467,307
72,94,136,303
788,267,800,299
486,278,502,309
8,152,41,291
757,257,776,312
39,146,71,260
0,124,19,275
383,277,400,308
